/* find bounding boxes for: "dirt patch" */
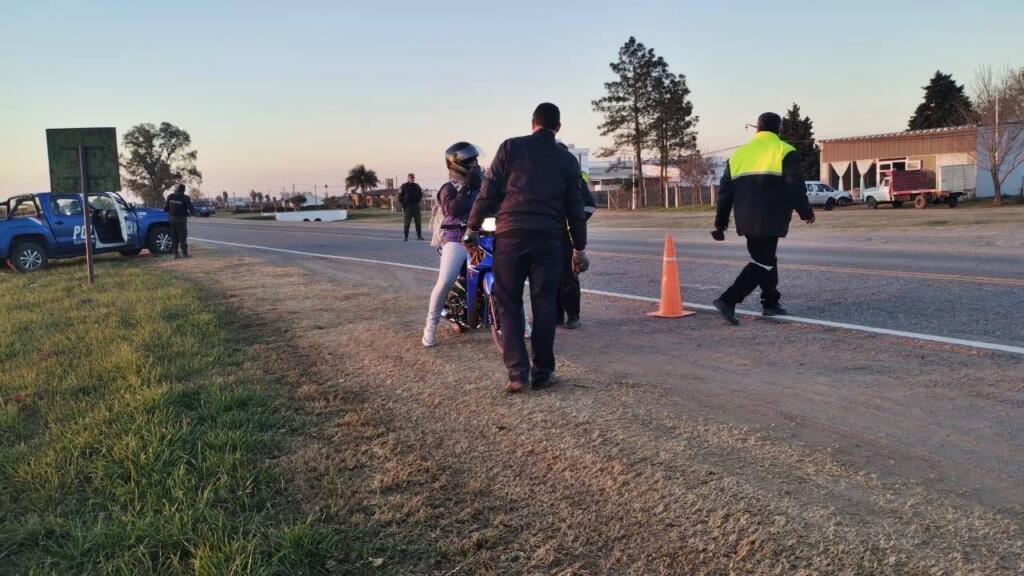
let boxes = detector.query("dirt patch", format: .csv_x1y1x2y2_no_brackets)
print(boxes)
165,253,1023,575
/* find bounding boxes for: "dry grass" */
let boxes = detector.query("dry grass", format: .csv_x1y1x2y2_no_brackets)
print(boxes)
167,254,1023,575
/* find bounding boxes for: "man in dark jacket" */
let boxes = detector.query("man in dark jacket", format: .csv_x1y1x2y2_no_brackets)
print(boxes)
711,112,815,324
555,161,596,329
163,184,194,259
466,102,588,393
398,173,424,241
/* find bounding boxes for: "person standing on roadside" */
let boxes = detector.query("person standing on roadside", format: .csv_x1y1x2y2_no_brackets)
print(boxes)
555,146,597,330
398,173,424,241
711,112,815,324
163,183,194,259
465,103,589,394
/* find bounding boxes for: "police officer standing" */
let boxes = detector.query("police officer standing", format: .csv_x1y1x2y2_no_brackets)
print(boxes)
398,173,424,241
163,184,194,259
711,112,815,324
466,103,588,393
555,151,596,329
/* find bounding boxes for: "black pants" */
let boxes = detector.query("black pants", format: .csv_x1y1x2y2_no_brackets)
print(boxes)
720,236,780,308
403,205,422,239
170,221,188,255
555,238,581,322
493,235,562,384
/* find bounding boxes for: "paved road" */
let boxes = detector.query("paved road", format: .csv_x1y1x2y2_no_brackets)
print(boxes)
190,219,1024,350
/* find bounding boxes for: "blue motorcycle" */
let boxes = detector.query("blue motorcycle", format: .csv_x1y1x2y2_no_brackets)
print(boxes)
441,218,504,351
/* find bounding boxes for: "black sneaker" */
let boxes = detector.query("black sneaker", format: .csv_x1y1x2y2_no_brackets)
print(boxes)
762,305,788,317
403,237,409,242
173,253,181,260
564,317,581,329
713,298,739,325
531,373,558,390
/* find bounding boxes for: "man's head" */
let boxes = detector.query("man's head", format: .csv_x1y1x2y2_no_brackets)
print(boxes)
407,173,415,183
174,183,186,195
756,112,782,134
532,102,561,134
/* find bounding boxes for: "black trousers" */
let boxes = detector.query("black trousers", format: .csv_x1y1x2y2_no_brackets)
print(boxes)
720,236,780,308
403,205,422,239
555,238,581,321
170,221,188,255
493,235,562,384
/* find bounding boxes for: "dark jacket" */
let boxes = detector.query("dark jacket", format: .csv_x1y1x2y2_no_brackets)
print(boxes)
164,192,193,222
467,130,587,250
437,180,478,244
398,182,423,208
715,144,813,238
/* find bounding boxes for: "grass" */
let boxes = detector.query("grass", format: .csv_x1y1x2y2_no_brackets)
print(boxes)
0,260,337,574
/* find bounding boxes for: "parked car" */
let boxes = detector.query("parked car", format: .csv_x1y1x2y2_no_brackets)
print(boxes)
861,170,962,209
1,192,174,272
195,204,216,217
804,181,852,211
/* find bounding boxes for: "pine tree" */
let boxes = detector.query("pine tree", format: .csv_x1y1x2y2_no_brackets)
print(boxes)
593,37,664,209
649,72,698,207
779,103,820,181
908,71,975,130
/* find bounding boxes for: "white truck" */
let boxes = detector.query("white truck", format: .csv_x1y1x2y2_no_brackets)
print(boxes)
804,181,852,211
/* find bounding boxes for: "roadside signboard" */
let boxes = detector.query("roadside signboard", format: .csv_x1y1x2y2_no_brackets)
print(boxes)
45,127,120,284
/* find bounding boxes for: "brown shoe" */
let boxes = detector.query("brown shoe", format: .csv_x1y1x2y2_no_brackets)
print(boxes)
505,379,525,394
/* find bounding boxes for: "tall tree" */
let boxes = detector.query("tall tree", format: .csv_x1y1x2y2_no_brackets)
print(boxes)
345,164,380,194
649,71,698,207
779,103,820,181
593,37,665,210
120,122,202,207
908,71,975,130
968,65,1024,205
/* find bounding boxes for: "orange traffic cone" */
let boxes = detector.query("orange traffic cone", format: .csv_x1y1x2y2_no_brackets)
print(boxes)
647,233,695,318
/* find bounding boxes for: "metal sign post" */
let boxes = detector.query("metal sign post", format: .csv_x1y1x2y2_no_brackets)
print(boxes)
46,128,119,285
77,145,96,284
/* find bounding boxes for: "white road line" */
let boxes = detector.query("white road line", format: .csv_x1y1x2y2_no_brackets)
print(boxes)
192,237,1024,356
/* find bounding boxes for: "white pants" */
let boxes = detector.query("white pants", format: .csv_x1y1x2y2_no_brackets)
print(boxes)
425,242,531,328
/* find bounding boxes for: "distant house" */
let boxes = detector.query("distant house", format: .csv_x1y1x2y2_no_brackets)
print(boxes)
820,125,1024,199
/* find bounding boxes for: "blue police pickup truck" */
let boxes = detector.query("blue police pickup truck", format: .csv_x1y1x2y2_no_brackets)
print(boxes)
1,192,175,272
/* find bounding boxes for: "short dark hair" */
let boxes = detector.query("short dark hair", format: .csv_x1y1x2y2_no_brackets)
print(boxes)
174,183,186,194
533,102,561,130
756,112,782,134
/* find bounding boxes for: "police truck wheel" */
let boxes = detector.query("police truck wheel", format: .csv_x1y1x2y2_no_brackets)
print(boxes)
914,195,928,209
10,242,48,273
824,198,835,211
147,228,175,255
866,197,878,209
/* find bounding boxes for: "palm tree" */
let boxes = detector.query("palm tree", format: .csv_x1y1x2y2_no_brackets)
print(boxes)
345,164,380,194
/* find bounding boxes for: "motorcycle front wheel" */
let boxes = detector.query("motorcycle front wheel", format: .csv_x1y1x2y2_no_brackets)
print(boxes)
488,293,503,354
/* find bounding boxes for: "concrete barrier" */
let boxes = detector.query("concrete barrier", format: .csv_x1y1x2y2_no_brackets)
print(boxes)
276,209,348,223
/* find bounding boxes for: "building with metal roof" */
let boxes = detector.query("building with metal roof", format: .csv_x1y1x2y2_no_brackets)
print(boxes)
820,125,1024,199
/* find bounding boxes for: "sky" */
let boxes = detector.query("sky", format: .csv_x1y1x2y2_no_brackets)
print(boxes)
2,0,1022,199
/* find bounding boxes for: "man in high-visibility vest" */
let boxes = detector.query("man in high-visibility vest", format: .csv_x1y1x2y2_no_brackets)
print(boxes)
711,112,815,324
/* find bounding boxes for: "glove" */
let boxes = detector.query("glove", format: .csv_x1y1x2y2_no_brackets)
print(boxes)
462,230,479,248
710,229,725,241
464,166,483,190
571,249,590,274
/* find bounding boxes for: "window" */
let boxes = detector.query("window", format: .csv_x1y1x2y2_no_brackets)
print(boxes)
10,198,40,218
51,197,83,216
89,195,116,211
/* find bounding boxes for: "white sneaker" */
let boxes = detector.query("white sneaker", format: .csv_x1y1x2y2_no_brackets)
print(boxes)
422,321,437,347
